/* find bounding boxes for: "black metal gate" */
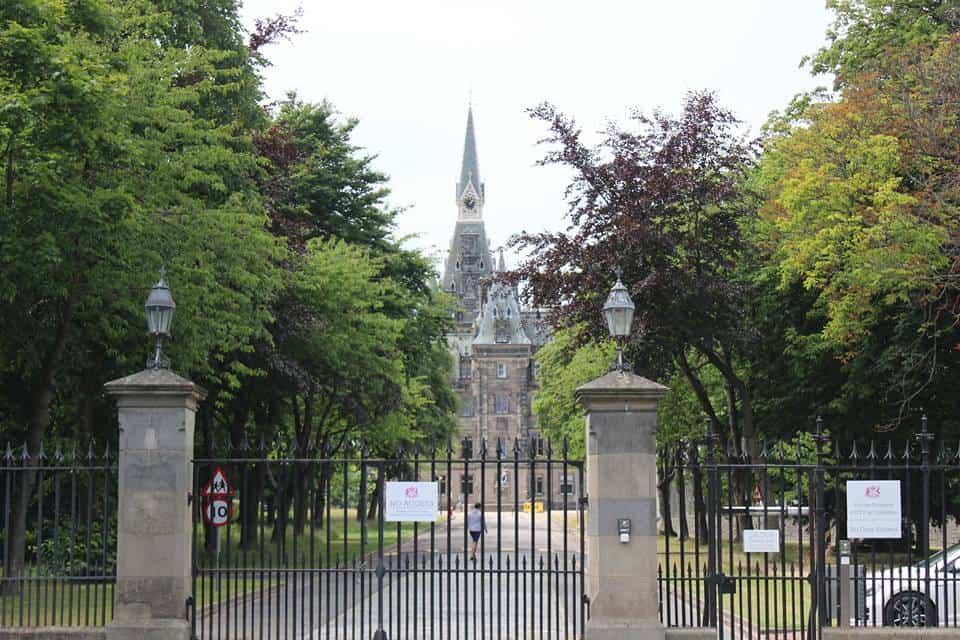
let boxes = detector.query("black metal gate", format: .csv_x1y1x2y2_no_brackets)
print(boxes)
658,418,960,640
189,439,586,640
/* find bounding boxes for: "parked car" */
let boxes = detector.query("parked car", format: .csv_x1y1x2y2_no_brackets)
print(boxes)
860,544,960,626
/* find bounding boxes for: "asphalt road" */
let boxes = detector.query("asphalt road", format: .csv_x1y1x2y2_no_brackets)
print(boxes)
195,511,585,640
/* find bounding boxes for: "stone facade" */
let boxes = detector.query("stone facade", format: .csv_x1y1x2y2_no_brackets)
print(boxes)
442,108,563,507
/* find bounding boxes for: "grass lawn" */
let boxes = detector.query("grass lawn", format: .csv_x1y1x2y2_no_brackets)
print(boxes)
0,577,114,627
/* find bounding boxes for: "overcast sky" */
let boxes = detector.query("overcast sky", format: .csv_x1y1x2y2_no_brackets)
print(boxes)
238,1,834,269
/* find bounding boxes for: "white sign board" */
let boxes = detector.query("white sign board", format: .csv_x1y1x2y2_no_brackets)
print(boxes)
743,529,780,553
385,482,439,522
847,480,902,539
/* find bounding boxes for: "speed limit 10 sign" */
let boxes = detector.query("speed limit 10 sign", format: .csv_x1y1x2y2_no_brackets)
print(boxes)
205,498,231,527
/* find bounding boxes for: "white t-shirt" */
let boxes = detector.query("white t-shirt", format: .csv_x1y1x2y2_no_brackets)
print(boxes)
467,509,485,532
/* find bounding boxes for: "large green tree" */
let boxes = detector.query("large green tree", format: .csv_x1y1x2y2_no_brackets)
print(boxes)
0,0,282,585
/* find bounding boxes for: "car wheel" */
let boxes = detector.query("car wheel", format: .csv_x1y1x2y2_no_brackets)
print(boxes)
884,592,936,627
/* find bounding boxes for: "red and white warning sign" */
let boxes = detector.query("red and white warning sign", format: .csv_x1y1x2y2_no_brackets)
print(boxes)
200,467,234,527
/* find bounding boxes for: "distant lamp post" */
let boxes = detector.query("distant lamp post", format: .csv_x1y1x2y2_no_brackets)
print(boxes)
145,268,176,369
603,271,635,372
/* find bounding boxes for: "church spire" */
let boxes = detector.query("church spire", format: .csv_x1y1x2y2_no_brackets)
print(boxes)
456,106,484,213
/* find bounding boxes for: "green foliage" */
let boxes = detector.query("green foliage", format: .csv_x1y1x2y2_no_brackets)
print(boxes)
0,0,455,459
806,0,958,83
35,518,117,576
531,326,614,459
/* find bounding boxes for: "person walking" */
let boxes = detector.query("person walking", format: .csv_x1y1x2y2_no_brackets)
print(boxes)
467,502,486,562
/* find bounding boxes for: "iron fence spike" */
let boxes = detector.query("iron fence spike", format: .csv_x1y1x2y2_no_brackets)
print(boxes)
902,439,912,461
37,440,46,461
759,439,769,459
849,441,859,460
495,437,504,459
479,438,488,459
884,441,895,461
21,443,30,462
866,441,877,460
5,442,13,463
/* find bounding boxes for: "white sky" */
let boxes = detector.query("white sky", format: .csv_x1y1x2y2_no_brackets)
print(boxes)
239,0,834,269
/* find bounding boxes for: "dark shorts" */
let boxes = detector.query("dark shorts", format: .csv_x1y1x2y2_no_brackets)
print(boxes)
469,531,482,542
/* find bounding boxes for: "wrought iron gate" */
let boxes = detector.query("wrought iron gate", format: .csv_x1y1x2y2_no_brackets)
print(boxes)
658,418,960,640
189,439,586,640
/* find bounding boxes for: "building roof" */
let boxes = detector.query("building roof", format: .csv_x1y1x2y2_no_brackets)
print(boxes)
473,253,531,346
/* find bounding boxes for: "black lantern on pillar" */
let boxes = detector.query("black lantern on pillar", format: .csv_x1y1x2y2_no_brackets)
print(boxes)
144,269,175,369
602,272,635,372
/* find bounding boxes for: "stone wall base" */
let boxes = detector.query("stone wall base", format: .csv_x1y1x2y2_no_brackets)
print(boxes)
586,622,716,640
665,629,716,640
106,619,188,640
824,628,960,640
0,629,106,640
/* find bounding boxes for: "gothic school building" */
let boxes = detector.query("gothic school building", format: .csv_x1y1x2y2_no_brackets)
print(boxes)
439,108,576,510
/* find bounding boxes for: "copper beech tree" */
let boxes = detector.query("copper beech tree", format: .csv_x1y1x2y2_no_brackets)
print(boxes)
509,91,760,457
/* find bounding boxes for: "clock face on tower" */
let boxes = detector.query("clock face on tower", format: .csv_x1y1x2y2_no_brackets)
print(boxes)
463,195,476,210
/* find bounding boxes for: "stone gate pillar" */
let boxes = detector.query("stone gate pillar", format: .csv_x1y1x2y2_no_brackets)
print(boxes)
576,370,668,640
104,368,205,640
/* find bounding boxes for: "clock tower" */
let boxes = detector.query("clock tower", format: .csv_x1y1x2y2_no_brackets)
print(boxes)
443,106,492,330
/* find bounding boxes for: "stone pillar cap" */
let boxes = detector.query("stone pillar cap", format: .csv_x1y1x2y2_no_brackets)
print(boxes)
575,370,668,405
104,368,207,400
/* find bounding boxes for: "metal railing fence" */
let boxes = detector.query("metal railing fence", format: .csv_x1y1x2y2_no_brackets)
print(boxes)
657,417,960,639
0,442,117,627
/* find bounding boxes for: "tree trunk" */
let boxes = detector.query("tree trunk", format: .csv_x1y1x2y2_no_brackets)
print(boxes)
658,478,676,537
676,449,690,541
690,448,708,542
366,473,383,521
2,286,78,594
657,452,677,536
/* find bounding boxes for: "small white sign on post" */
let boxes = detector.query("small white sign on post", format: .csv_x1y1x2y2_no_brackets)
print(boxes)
385,481,439,522
847,480,902,539
743,529,780,553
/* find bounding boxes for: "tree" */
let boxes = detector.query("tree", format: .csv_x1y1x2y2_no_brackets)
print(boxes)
0,0,284,586
510,92,760,456
531,326,614,459
806,0,959,84
755,34,960,435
